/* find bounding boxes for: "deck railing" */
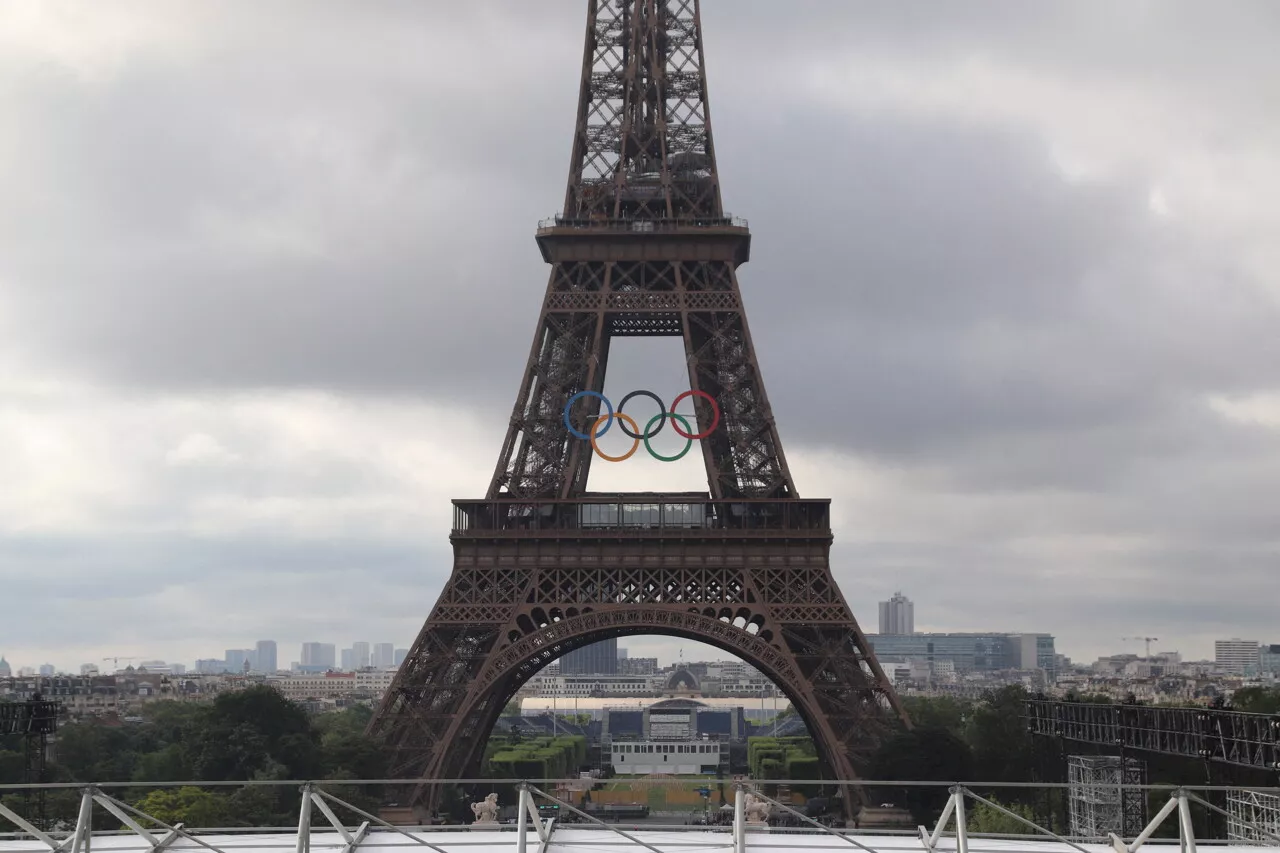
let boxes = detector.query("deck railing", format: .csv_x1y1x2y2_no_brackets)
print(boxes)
537,215,748,233
451,497,830,536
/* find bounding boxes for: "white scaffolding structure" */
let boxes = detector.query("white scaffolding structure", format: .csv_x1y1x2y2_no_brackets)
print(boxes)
1229,790,1280,845
1068,755,1146,839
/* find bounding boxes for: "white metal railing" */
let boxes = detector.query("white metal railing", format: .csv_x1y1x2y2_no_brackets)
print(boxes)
2,779,1280,853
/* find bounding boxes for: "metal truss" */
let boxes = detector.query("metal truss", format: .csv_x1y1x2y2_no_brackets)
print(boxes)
1067,755,1147,839
918,786,1093,853
489,0,792,502
371,0,906,816
1027,699,1280,771
2,779,1279,852
1228,789,1280,845
373,536,906,807
0,787,213,853
0,696,61,830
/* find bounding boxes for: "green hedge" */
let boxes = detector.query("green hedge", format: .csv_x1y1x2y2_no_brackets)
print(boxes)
747,736,822,790
485,735,587,780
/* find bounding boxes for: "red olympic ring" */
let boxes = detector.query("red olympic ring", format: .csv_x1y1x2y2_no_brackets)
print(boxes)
669,390,720,440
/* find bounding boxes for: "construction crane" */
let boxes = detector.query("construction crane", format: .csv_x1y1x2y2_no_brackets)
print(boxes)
102,656,137,671
1122,637,1158,657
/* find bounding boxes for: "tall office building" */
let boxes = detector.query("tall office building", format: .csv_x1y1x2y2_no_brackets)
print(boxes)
372,643,395,669
224,649,250,672
340,648,355,671
878,592,915,635
352,641,370,669
255,640,278,673
300,642,336,671
1215,639,1261,674
394,648,409,667
559,638,618,675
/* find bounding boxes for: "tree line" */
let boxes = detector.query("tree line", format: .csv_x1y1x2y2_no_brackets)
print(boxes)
5,683,1276,832
0,687,387,829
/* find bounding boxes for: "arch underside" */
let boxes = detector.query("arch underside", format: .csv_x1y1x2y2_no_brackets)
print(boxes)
375,601,901,802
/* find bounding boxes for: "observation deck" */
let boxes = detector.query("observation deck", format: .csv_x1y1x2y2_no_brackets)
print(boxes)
451,493,831,542
535,215,751,266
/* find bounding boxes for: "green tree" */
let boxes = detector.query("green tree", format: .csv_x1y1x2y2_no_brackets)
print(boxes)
965,796,1038,835
184,687,320,780
868,727,974,824
1232,687,1280,714
901,696,972,732
133,787,233,828
965,686,1034,785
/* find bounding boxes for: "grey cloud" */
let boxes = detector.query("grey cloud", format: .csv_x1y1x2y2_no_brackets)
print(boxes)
3,2,1280,665
5,530,450,665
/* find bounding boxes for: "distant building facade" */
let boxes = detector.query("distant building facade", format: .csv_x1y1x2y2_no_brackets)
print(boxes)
372,643,395,669
865,632,1056,679
618,657,659,675
300,642,336,672
878,592,915,635
255,641,278,674
1215,639,1261,674
560,638,618,675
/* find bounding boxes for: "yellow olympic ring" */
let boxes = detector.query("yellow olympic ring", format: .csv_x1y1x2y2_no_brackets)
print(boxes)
590,412,641,462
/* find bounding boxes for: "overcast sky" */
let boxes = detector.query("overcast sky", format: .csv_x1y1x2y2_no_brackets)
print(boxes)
2,1,1279,674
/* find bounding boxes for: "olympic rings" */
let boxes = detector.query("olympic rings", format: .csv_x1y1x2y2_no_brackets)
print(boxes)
644,412,693,462
617,390,666,439
589,413,640,462
563,390,720,462
563,390,613,440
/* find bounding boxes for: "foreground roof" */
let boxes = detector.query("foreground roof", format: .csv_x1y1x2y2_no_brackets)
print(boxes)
2,827,1278,853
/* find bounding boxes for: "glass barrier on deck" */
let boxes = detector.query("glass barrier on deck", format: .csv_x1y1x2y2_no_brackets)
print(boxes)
452,498,830,535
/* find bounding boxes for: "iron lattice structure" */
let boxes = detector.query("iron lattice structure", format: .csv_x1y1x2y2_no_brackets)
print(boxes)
370,0,907,810
1227,789,1280,845
1027,699,1280,772
0,696,61,830
1066,755,1147,840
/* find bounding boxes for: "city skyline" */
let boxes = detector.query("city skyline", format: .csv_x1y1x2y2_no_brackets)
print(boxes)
6,620,1266,676
2,4,1278,671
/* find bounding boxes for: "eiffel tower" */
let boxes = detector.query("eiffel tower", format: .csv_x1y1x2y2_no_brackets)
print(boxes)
370,0,909,804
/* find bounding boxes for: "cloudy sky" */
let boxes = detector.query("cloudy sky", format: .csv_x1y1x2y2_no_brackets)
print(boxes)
2,1,1278,674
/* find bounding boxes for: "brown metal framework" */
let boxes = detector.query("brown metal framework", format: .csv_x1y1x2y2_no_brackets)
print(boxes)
370,0,908,807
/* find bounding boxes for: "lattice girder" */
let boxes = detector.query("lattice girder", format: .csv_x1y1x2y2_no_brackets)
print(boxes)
371,0,908,816
377,548,901,791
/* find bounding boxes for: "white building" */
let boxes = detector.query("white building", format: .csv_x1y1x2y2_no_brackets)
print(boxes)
609,741,724,775
1215,639,1261,674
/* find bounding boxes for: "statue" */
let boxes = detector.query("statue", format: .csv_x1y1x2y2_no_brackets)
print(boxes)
744,792,771,825
471,793,499,825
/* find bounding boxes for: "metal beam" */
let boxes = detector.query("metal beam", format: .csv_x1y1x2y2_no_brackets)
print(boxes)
91,790,229,853
0,799,62,851
1027,698,1280,771
309,788,454,853
340,822,370,853
527,785,668,853
740,786,878,853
